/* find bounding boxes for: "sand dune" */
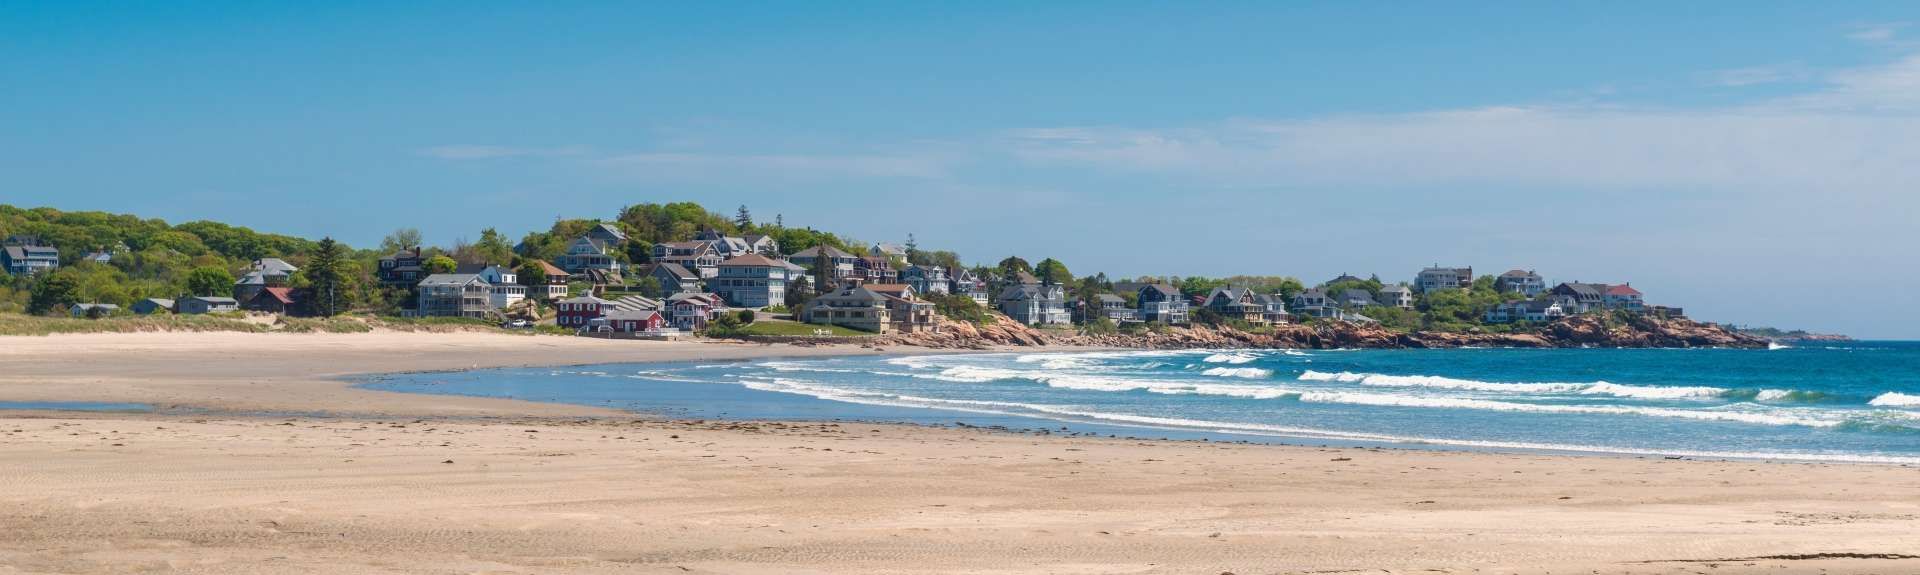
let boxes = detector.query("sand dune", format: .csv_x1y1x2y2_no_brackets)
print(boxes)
2,332,1917,574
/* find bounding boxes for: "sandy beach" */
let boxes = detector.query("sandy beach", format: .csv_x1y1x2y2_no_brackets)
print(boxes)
3,332,1918,574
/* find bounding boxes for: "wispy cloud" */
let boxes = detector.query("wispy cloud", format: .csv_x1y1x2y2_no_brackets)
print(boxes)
1006,52,1920,195
415,145,590,160
1847,21,1908,45
599,151,950,180
1702,63,1811,87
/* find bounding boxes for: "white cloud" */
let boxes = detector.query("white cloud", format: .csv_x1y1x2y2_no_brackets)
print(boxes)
1847,21,1907,45
598,151,950,180
1006,53,1920,195
1703,64,1810,87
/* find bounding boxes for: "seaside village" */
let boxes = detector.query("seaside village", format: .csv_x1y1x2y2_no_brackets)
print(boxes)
4,214,1688,338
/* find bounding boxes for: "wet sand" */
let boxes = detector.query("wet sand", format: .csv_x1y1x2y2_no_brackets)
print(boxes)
2,332,1918,574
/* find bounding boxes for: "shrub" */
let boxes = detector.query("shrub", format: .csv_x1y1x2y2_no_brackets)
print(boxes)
736,309,755,324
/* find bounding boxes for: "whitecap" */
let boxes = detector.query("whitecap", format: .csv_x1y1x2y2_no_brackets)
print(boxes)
1203,352,1261,364
1869,392,1920,407
1201,367,1273,379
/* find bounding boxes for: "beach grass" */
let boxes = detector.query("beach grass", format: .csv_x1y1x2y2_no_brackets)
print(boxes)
733,320,873,337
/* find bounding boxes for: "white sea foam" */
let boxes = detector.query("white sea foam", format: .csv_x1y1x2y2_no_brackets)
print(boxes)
1869,392,1920,407
1201,367,1273,379
1203,352,1261,364
1296,370,1731,399
1299,370,1368,383
717,376,1920,465
1755,389,1794,402
1293,391,1838,427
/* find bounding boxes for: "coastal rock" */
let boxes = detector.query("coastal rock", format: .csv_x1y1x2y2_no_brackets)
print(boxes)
864,311,1766,351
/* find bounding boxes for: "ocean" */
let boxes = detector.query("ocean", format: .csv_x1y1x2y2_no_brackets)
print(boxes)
360,341,1920,463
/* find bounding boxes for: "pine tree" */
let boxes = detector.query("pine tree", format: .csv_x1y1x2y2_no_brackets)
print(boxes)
774,214,784,228
304,237,358,317
734,205,753,229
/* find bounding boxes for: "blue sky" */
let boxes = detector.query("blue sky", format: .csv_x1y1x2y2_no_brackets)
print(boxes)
4,3,1918,337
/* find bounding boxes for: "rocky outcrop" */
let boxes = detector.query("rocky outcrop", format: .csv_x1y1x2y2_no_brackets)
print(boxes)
875,311,1767,350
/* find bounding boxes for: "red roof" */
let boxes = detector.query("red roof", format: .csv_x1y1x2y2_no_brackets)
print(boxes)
260,286,296,305
536,260,568,277
1606,284,1641,296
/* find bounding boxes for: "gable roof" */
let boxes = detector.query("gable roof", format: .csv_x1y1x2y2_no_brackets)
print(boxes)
591,223,627,241
1139,284,1181,298
1377,284,1411,293
251,258,299,276
865,284,915,298
254,286,296,305
1340,288,1374,302
1606,284,1642,296
1095,293,1126,304
793,245,857,259
183,296,238,304
535,260,568,277
418,273,486,286
718,254,782,267
644,262,700,280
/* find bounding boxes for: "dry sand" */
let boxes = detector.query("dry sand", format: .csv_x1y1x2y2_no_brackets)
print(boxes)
2,332,1918,574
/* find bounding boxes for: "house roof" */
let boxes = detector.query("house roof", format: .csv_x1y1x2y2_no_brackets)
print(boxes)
610,295,662,311
1555,282,1606,298
1096,293,1126,304
718,254,782,267
592,223,627,241
256,286,296,305
1341,288,1374,301
1499,269,1540,278
557,295,612,305
418,273,485,286
816,285,888,304
141,298,175,308
999,283,1060,301
870,243,908,256
184,296,238,304
536,260,568,277
1326,274,1365,285
866,284,915,298
1139,284,1181,298
1606,284,1642,296
666,292,719,305
603,309,660,321
1377,284,1411,293
252,258,298,276
1013,271,1039,284
235,271,267,286
645,262,700,280
792,245,857,259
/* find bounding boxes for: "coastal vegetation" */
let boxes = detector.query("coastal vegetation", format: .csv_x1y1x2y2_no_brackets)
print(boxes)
1,201,1755,348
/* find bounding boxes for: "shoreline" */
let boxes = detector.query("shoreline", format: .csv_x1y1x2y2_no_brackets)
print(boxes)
5,332,1920,574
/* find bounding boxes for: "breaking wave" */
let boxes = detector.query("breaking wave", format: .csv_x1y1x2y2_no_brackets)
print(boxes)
1201,367,1274,379
1869,392,1920,407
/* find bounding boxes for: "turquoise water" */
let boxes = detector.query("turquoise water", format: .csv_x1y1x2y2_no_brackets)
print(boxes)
361,342,1920,463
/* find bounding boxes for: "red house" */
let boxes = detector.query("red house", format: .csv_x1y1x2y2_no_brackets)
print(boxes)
555,295,613,328
243,286,298,315
597,309,667,332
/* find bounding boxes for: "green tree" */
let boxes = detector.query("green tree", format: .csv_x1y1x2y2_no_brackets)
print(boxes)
1034,258,1071,285
473,228,513,266
303,237,358,316
28,269,81,314
997,256,1031,277
185,266,235,297
734,205,753,229
424,255,458,275
633,276,664,298
380,228,422,253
